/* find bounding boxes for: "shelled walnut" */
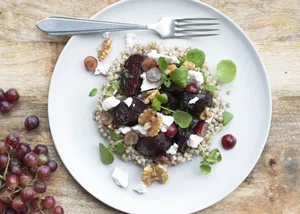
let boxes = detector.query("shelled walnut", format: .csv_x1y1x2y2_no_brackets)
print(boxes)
138,109,162,137
144,90,160,104
98,37,112,61
164,64,177,75
200,107,213,120
182,61,196,70
141,164,169,186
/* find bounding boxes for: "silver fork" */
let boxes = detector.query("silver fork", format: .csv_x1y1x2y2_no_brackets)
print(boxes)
36,16,220,38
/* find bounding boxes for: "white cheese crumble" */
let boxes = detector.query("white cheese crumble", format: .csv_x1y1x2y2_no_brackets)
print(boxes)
188,97,199,105
103,32,110,39
133,182,147,194
124,97,133,107
102,96,120,111
112,168,128,188
188,70,204,85
94,63,110,76
156,112,174,132
125,34,136,49
140,72,161,91
147,50,180,64
118,127,131,135
187,134,203,148
132,124,148,136
166,143,178,155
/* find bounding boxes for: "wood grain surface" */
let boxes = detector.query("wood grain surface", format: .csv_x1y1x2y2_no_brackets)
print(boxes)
0,0,299,213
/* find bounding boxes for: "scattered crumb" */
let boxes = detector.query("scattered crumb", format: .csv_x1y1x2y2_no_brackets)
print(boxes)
268,158,276,166
226,90,231,95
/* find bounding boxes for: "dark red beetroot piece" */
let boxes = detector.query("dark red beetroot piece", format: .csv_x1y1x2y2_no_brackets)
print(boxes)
120,54,145,96
161,82,184,97
178,91,212,116
175,117,201,152
135,133,173,157
113,97,147,126
162,92,178,111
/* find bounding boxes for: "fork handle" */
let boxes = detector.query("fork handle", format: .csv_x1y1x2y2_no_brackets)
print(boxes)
36,16,147,35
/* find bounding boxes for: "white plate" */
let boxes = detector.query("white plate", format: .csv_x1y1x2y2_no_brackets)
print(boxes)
48,0,272,213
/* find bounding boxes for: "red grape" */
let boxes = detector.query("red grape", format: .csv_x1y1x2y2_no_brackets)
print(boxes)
11,165,23,175
84,56,98,71
4,207,17,214
21,186,35,202
0,153,9,168
9,158,21,167
46,160,58,172
124,131,139,146
5,88,20,103
37,154,49,166
23,152,38,167
99,111,113,126
18,205,28,214
185,83,199,94
15,143,31,160
155,153,172,165
0,88,6,102
0,140,8,153
166,124,178,138
221,134,237,150
28,165,38,176
19,172,33,187
52,206,64,214
37,165,51,180
0,101,12,113
6,174,19,189
33,144,48,155
5,134,20,148
42,196,56,209
24,116,40,130
0,200,4,212
34,181,47,193
195,121,209,137
0,187,15,204
31,210,43,214
12,196,26,211
31,198,42,210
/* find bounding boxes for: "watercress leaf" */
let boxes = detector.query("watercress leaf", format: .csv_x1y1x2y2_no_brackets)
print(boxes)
206,85,217,92
110,130,119,142
107,85,113,94
206,157,217,164
116,143,126,153
0,8,3,15
99,143,114,165
161,73,168,81
179,57,185,65
89,88,98,97
151,97,161,111
223,111,234,126
164,79,172,88
158,57,168,72
156,94,168,104
200,164,211,175
112,81,120,89
172,110,192,128
209,149,219,158
170,67,188,88
202,73,207,84
186,48,206,67
216,60,237,83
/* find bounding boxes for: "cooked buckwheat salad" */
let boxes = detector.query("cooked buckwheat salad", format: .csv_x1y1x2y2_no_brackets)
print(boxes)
87,35,237,190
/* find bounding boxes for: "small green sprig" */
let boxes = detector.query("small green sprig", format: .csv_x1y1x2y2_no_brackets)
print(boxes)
151,94,168,111
199,146,222,175
89,81,120,97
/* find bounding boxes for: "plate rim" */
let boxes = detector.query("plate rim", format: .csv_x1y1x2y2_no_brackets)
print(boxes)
48,0,272,213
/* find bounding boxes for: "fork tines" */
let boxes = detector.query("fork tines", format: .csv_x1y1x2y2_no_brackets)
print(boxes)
174,17,220,37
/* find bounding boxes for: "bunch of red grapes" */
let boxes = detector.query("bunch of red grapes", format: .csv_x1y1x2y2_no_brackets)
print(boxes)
0,134,64,214
0,88,20,114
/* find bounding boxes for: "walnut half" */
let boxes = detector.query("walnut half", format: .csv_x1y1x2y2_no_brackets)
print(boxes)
144,90,160,104
182,61,196,70
141,164,169,186
138,109,162,137
200,107,213,120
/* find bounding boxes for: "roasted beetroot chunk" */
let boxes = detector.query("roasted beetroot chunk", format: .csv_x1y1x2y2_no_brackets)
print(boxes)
175,117,201,152
120,54,145,96
178,92,212,116
163,92,178,111
113,97,146,126
161,82,184,97
135,133,172,157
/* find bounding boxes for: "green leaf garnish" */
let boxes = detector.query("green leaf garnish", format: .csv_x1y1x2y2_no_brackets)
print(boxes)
99,143,114,165
151,94,169,111
172,110,192,128
110,130,120,142
164,80,171,88
223,111,234,126
158,57,168,72
112,82,120,89
200,164,211,175
116,143,126,153
186,49,206,67
0,8,3,15
205,85,217,92
202,73,207,84
170,67,188,88
179,57,185,65
216,60,237,83
89,88,98,97
206,149,222,164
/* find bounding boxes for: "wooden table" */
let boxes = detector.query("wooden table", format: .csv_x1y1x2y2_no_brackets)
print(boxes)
1,0,299,213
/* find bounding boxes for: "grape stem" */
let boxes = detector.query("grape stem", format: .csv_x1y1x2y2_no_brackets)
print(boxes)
205,125,224,141
3,151,11,179
108,139,123,150
161,106,174,113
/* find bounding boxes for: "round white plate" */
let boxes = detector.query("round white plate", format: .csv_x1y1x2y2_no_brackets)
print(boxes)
48,0,272,213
